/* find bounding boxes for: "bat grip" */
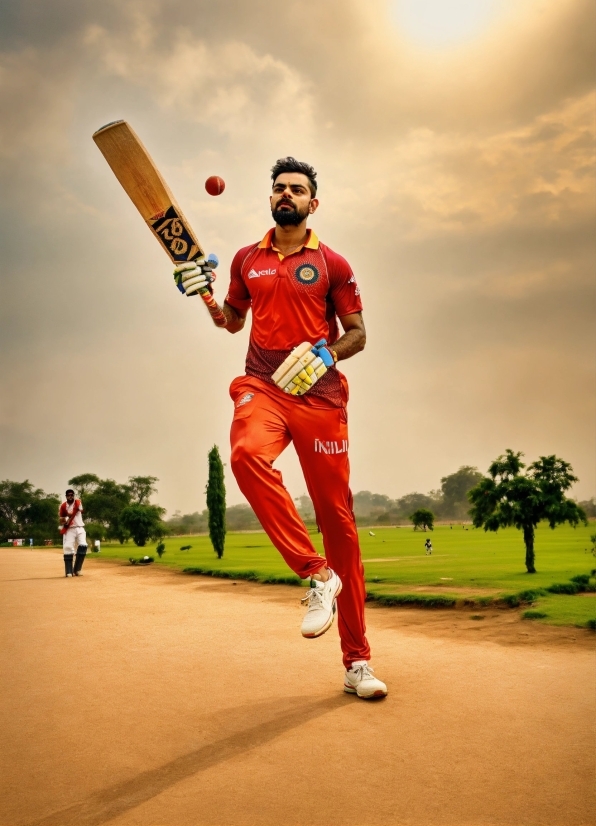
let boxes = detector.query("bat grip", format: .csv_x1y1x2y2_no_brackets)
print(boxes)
198,288,227,327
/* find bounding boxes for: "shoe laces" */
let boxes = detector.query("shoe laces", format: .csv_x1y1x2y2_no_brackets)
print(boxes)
350,662,374,681
301,584,324,609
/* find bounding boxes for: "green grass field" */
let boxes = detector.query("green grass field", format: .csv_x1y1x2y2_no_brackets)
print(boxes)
84,521,596,629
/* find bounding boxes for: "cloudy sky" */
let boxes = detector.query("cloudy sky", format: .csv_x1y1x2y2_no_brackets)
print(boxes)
1,0,594,514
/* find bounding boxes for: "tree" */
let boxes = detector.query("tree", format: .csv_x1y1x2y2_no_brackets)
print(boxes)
127,476,159,505
82,478,131,542
439,466,484,519
225,504,260,531
84,522,105,542
206,445,226,558
0,480,60,544
67,473,101,498
164,510,208,535
579,498,596,518
295,494,315,521
119,504,166,547
468,450,587,574
410,508,434,531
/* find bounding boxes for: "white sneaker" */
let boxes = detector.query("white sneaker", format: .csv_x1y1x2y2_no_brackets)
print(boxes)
344,661,388,699
300,569,342,638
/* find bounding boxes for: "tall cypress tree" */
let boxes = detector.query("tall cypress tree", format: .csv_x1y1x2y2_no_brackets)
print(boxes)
206,445,226,559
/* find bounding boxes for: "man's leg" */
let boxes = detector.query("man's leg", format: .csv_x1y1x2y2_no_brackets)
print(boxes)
73,529,88,576
230,381,327,580
290,404,370,668
63,531,75,577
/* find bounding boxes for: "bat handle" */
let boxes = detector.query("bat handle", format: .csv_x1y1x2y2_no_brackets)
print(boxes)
198,288,227,327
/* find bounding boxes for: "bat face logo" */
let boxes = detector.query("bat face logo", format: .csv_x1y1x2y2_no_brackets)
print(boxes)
295,264,319,285
148,206,200,261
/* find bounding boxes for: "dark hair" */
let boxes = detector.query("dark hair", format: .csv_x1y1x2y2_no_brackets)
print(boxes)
271,156,317,196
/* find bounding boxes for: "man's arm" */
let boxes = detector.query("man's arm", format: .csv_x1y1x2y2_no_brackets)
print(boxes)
333,312,366,361
221,302,247,334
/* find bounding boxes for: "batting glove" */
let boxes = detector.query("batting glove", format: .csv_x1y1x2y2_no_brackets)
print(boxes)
271,339,335,396
174,254,219,296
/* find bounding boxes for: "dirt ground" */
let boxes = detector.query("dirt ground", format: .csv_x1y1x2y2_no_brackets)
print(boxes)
1,549,594,826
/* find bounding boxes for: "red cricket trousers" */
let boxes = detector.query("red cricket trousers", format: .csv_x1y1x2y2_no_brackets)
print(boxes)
229,375,371,667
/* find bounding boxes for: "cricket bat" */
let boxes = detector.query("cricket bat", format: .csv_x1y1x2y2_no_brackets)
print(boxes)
93,120,206,263
92,120,226,324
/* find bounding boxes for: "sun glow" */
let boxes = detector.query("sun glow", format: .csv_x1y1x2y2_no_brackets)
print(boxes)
391,0,503,48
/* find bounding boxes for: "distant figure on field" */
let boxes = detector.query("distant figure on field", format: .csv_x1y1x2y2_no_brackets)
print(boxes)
424,538,433,555
59,488,88,577
29,538,33,547
94,539,101,553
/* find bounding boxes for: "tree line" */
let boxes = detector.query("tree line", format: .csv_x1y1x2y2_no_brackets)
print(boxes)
0,474,167,547
2,452,594,573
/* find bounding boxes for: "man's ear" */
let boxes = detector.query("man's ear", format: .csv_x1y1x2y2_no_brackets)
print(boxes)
309,198,319,214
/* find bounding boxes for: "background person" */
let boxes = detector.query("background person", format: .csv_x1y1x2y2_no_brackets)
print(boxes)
59,488,88,577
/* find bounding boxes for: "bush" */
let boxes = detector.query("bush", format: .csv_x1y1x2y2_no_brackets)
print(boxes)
546,582,579,595
366,592,456,608
586,619,596,631
523,610,548,620
501,588,546,607
155,541,165,558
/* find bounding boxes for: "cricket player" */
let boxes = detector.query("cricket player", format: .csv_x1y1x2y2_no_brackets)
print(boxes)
174,157,387,699
59,488,88,577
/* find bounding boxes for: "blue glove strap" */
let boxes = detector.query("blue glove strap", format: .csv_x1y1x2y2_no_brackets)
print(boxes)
311,339,334,368
318,347,334,368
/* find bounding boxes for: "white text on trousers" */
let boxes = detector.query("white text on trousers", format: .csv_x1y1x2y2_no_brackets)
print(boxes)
314,439,348,454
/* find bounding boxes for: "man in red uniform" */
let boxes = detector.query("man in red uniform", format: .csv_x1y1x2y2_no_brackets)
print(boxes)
174,158,386,699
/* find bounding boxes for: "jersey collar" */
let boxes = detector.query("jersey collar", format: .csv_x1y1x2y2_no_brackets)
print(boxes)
258,228,319,251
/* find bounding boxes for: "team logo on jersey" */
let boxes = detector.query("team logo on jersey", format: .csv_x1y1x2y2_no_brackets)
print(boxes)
236,393,254,408
295,264,319,285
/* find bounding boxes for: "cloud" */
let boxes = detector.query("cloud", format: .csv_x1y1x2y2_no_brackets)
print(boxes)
0,0,594,512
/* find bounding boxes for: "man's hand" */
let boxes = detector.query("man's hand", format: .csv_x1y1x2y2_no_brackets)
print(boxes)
272,339,335,396
174,254,219,296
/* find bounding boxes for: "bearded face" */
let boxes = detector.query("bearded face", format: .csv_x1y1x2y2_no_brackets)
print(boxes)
271,199,311,226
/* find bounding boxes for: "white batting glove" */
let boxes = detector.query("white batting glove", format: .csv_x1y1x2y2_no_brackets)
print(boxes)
174,254,219,296
271,339,335,396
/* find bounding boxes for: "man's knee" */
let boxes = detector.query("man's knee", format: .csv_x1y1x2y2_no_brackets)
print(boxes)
231,442,265,480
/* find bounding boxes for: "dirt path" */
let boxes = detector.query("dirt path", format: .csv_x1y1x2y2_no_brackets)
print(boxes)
1,549,594,826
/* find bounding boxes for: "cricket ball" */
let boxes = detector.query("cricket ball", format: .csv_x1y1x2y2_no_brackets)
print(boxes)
205,175,225,196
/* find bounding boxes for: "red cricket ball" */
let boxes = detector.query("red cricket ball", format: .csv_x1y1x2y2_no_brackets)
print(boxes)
205,175,225,196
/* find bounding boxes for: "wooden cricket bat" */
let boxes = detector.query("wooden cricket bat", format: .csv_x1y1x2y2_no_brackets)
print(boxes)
92,120,227,325
92,120,206,264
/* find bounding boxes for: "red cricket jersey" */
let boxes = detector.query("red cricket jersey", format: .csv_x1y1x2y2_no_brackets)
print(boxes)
225,229,363,408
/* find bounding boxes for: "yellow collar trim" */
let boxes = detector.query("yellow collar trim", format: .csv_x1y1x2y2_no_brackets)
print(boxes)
258,228,320,251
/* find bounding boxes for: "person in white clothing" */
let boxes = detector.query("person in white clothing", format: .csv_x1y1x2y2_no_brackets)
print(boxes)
59,488,88,577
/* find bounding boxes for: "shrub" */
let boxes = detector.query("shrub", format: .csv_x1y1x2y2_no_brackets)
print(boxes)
546,582,579,595
523,610,548,620
366,592,456,608
155,541,165,558
586,619,596,631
